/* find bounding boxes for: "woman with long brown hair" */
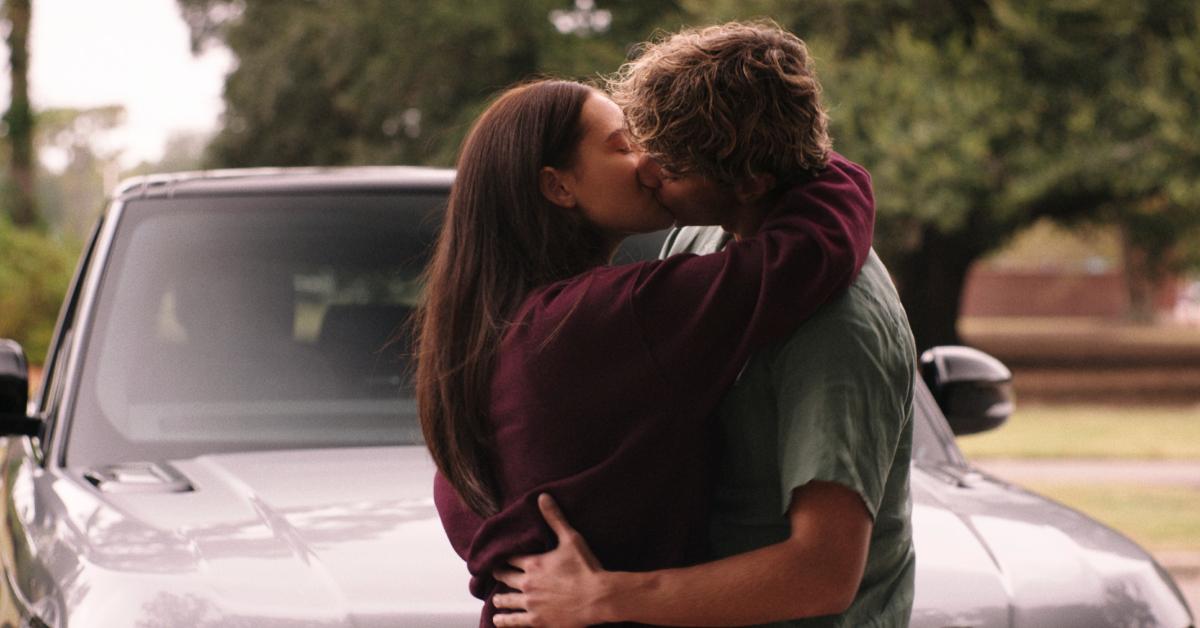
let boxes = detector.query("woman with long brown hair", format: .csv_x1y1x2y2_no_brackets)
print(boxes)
416,79,874,627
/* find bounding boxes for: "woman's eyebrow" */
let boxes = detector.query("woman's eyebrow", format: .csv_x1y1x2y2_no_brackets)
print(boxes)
605,127,629,143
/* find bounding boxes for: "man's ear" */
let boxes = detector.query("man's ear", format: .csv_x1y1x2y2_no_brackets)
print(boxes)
734,173,777,205
540,166,577,209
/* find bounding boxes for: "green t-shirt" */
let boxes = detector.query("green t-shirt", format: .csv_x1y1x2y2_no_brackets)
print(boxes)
665,227,917,628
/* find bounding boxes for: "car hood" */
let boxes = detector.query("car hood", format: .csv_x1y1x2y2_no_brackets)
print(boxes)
37,446,480,627
911,464,1193,628
23,451,1192,627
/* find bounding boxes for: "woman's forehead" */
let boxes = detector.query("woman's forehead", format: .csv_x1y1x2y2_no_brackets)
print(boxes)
583,93,625,136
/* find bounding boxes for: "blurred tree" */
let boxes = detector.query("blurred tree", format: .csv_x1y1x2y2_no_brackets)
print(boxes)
2,0,36,226
35,106,126,240
176,0,678,167
683,0,1200,346
0,105,118,360
125,130,211,176
0,218,75,363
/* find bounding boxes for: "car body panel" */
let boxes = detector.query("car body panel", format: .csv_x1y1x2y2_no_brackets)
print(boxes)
910,469,1011,628
912,462,1192,627
4,442,479,626
6,435,1191,627
936,468,1190,628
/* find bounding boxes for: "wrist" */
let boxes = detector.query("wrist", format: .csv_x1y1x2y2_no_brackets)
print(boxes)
592,570,645,624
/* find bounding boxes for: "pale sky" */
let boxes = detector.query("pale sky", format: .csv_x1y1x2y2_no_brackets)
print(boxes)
0,0,232,169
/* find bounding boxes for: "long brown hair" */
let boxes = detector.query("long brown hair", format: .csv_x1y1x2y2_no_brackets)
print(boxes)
415,80,606,516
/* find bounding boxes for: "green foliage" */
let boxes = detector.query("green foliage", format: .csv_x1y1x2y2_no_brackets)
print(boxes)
179,0,678,168
820,27,1035,257
35,105,126,241
683,0,1200,342
0,220,77,364
774,1,1199,254
124,131,210,176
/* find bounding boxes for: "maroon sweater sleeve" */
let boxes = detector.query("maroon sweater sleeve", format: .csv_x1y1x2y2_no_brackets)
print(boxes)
632,152,874,401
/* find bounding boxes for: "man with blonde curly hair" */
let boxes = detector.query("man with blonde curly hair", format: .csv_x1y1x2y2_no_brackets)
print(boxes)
493,21,916,628
613,19,834,223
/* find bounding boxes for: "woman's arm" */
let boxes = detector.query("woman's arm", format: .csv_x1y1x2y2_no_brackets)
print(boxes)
493,486,872,627
630,153,874,403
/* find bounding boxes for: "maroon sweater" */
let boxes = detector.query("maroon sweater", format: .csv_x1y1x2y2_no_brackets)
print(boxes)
434,154,875,627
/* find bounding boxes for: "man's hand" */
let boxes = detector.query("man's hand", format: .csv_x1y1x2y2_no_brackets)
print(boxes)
492,494,613,627
490,482,872,627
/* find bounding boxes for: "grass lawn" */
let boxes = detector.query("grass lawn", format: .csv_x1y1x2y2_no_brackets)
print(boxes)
957,403,1200,459
1023,482,1200,551
958,402,1200,553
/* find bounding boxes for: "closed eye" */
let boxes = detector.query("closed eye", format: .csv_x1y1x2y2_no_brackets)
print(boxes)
607,129,634,154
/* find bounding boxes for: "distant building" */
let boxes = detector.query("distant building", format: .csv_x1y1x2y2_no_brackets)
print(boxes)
959,220,1183,321
961,266,1180,319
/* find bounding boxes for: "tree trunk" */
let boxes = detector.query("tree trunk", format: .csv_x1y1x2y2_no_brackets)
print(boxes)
4,0,36,227
1120,225,1160,324
888,228,979,352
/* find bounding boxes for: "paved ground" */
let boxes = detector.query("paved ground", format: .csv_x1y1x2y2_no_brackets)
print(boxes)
975,458,1200,616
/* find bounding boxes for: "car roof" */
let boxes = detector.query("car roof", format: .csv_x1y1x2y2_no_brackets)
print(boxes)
114,166,455,201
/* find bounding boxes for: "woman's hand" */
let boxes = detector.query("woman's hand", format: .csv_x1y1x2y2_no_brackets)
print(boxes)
492,493,615,627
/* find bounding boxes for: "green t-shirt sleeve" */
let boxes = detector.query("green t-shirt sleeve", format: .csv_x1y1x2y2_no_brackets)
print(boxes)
772,312,910,521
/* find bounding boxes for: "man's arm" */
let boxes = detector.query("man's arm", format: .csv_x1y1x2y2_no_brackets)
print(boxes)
492,484,872,627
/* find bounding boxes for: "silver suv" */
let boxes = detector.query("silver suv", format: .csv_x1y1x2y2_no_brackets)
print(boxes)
0,168,1192,627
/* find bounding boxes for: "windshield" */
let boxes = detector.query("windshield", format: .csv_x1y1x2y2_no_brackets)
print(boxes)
67,192,445,467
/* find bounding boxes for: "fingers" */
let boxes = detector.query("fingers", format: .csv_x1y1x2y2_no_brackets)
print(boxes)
494,568,526,591
508,554,534,571
493,592,529,610
537,493,575,539
494,594,534,628
493,611,533,627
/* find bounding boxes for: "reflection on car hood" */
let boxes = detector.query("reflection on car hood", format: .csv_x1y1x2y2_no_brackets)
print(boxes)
911,465,1192,628
33,451,1192,627
48,447,480,627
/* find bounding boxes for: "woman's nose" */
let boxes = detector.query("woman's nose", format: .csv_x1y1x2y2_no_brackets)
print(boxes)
636,154,662,188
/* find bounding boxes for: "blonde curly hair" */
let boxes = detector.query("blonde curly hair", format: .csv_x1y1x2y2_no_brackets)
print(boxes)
608,20,831,186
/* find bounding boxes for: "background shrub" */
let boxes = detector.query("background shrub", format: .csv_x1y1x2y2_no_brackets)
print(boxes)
0,219,78,364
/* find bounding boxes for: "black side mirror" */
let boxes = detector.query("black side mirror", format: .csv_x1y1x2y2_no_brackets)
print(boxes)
0,339,41,437
920,345,1014,436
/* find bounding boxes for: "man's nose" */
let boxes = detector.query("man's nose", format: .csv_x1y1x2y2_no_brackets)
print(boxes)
636,154,662,188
